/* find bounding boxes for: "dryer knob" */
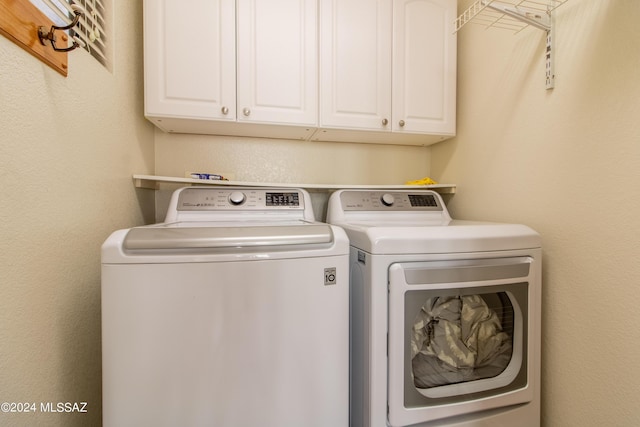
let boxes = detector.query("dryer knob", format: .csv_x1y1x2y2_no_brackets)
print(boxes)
380,193,395,207
228,191,246,205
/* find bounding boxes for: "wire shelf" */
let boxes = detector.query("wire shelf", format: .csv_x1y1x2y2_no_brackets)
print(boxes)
455,0,569,33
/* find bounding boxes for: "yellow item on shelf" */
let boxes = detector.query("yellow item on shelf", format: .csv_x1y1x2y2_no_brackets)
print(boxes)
405,177,438,186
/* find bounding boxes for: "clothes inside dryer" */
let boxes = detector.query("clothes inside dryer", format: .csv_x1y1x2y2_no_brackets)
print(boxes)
411,293,514,390
400,281,529,405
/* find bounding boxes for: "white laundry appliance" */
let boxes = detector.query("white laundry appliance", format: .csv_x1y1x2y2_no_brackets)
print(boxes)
101,187,349,427
326,189,541,427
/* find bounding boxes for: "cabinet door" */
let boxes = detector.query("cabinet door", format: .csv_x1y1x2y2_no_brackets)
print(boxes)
392,0,456,135
237,0,317,126
319,0,392,131
144,0,236,121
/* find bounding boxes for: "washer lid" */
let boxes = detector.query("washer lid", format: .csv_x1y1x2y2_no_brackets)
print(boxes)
123,222,334,251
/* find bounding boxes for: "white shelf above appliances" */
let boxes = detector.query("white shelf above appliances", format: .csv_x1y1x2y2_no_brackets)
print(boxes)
132,175,456,195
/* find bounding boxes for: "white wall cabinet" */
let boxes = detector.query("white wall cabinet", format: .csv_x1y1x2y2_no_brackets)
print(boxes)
144,0,317,140
319,0,393,132
315,0,456,145
144,0,236,123
144,0,455,146
236,0,317,128
393,0,456,135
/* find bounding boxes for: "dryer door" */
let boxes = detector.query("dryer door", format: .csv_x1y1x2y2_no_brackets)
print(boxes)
387,256,539,427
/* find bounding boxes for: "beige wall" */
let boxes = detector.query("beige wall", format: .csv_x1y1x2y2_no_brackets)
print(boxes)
6,0,638,426
155,132,434,222
155,132,431,186
154,131,433,221
433,0,640,425
0,2,154,426
0,1,431,424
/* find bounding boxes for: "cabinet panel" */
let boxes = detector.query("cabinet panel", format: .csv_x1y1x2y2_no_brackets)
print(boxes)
392,0,456,134
144,0,235,123
237,0,317,126
319,0,392,130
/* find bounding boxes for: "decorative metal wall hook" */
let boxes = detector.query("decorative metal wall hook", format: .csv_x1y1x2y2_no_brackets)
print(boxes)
38,10,83,53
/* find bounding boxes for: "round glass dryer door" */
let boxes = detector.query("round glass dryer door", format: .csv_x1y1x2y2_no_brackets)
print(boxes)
408,286,526,399
387,257,537,427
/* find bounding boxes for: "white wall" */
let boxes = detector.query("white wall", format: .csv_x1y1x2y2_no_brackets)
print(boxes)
433,1,640,425
0,2,154,425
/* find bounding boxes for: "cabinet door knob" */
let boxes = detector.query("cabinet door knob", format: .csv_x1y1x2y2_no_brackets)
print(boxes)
221,106,229,115
399,120,405,127
243,108,251,117
382,118,388,126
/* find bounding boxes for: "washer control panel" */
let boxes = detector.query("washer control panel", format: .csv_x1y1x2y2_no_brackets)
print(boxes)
339,191,442,211
176,187,304,211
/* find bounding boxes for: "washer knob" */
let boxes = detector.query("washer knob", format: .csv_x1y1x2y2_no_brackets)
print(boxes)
228,191,246,205
380,193,395,207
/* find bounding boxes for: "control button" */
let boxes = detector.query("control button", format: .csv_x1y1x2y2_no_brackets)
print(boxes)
380,193,395,207
228,191,246,205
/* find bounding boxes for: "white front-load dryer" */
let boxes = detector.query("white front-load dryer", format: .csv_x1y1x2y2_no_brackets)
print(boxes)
102,187,349,427
326,189,541,427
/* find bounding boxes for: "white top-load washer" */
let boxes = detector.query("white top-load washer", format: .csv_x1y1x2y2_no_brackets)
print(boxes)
326,189,542,427
102,187,349,427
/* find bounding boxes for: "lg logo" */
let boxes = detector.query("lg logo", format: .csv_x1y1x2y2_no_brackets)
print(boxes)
324,268,337,286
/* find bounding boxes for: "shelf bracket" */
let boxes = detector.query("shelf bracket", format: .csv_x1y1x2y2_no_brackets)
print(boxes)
484,1,556,89
455,0,563,90
545,22,555,89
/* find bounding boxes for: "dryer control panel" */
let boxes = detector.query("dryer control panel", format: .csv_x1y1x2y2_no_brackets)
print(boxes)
339,191,443,211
